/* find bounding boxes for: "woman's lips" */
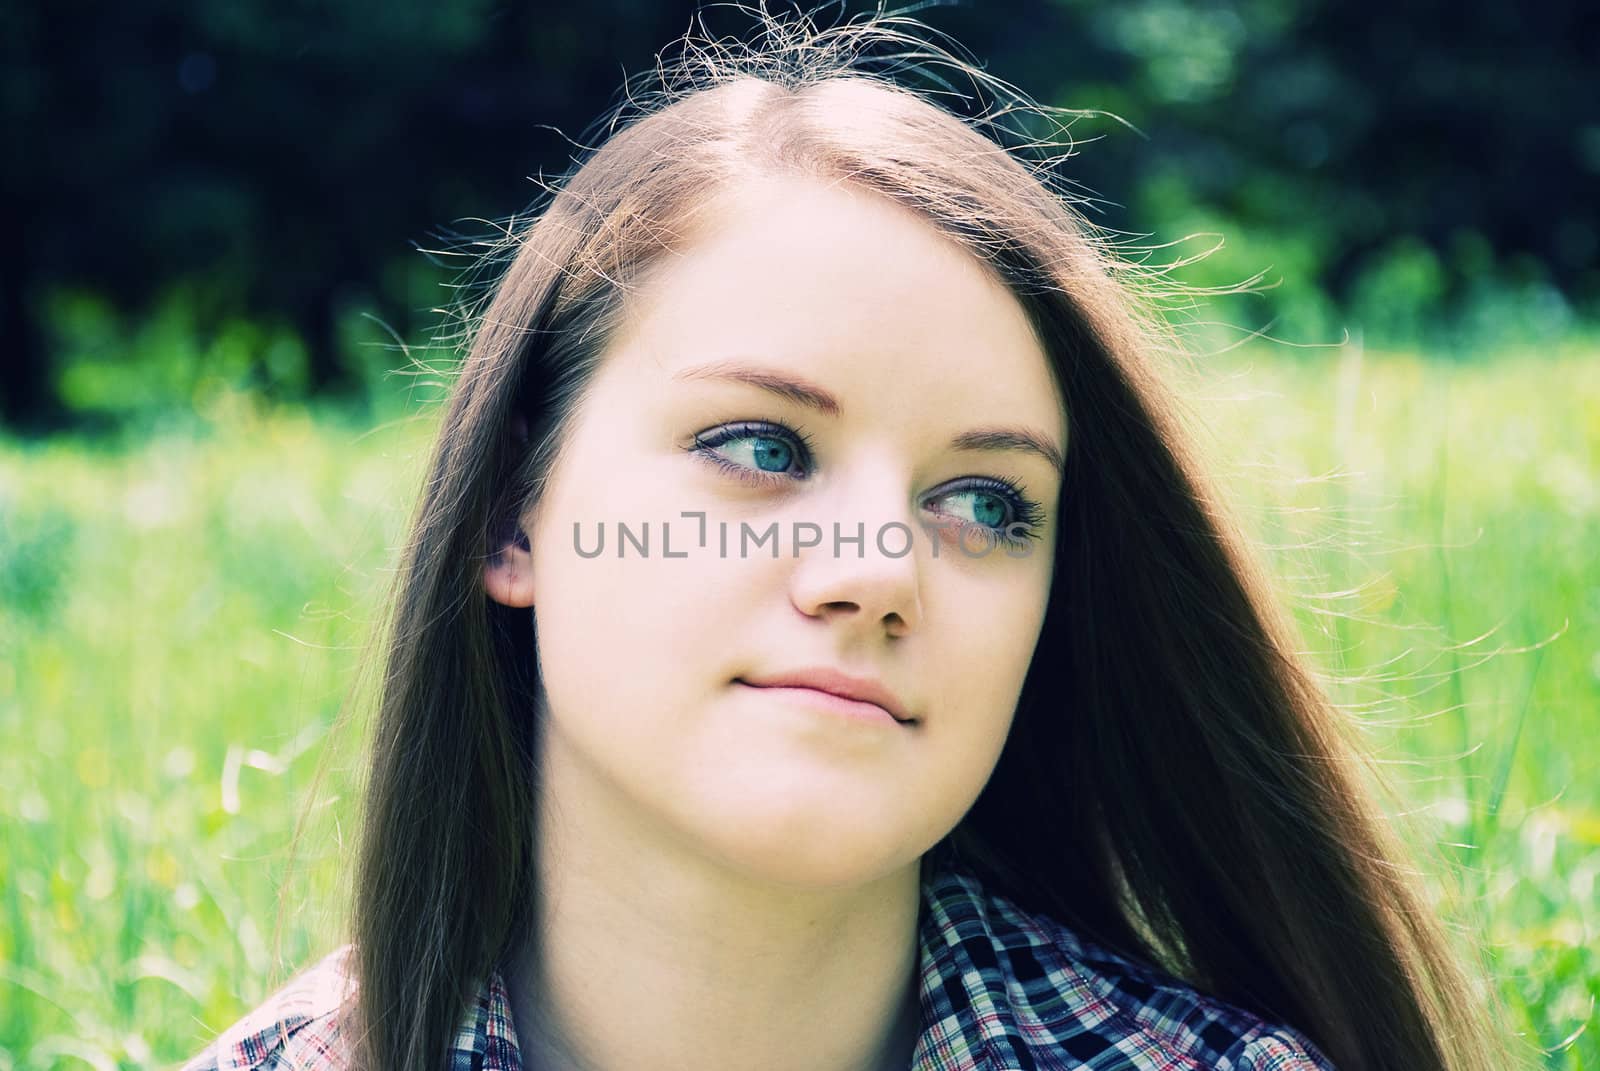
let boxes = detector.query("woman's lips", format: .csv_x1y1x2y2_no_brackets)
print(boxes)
734,680,912,727
734,666,915,723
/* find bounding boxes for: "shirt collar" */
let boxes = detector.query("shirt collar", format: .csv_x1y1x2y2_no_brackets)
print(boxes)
913,857,1056,1070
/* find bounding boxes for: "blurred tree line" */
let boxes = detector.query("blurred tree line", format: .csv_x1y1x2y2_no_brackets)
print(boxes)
4,0,1596,433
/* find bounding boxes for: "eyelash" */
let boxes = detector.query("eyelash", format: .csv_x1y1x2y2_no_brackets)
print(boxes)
685,418,1047,549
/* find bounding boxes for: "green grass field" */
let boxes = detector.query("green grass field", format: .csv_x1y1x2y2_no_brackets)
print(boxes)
2,339,1595,1068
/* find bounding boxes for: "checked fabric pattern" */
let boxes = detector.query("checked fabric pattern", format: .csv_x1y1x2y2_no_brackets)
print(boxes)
182,859,1335,1070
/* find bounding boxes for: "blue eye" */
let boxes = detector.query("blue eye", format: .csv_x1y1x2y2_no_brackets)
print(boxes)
926,480,1047,550
685,419,1047,550
690,420,813,481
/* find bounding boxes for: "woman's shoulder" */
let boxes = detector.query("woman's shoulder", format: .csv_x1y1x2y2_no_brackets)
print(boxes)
180,945,356,1071
921,863,1337,1070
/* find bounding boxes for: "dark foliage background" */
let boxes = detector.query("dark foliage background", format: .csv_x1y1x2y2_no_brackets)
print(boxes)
4,0,1596,431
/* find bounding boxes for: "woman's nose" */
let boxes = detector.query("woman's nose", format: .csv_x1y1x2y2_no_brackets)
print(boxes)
784,471,925,638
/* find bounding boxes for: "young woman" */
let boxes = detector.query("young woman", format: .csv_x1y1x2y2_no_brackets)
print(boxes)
182,9,1529,1071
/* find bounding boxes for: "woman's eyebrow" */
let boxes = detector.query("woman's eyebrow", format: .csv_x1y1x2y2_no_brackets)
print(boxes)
674,358,843,415
672,359,1065,475
948,427,1065,476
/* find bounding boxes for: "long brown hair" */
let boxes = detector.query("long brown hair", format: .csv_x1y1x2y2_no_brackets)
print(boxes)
340,7,1530,1069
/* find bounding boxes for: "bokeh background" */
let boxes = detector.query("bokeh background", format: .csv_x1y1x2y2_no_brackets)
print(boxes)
2,1,1596,1067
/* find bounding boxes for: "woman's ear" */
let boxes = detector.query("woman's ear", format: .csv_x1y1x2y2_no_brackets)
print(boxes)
484,518,535,608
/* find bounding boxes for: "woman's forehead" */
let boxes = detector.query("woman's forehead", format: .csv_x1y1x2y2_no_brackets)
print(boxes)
603,175,1068,445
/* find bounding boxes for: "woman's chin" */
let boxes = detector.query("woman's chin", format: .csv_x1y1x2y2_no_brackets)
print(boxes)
681,808,930,891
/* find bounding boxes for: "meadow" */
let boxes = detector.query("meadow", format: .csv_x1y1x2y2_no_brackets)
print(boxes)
1,337,1595,1068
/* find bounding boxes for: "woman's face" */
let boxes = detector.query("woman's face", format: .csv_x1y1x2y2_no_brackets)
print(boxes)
489,174,1068,887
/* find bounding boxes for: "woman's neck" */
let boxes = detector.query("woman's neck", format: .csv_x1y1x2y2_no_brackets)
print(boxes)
505,725,925,1071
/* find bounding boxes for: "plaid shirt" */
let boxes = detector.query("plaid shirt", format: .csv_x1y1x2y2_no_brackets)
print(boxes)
182,859,1336,1070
